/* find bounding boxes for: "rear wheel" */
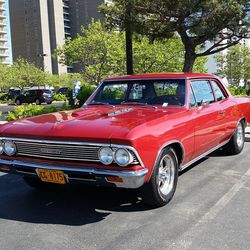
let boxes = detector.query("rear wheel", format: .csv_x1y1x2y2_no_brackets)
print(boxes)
15,99,21,105
223,121,245,155
46,101,52,105
140,147,178,207
35,98,41,105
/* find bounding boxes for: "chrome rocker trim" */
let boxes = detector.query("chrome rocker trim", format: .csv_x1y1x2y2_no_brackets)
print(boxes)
179,139,230,171
0,158,148,189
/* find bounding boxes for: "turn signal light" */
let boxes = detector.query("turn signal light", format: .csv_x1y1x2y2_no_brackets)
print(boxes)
106,176,123,183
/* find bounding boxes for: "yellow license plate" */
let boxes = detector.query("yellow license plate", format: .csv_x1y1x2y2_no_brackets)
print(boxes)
37,169,66,184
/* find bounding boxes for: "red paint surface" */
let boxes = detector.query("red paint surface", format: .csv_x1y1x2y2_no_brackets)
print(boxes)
1,73,250,183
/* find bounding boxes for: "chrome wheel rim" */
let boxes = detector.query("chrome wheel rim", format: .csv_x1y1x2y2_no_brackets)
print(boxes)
157,154,175,196
236,123,244,148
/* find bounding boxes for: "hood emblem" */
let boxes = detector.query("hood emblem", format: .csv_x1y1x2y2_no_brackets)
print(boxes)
108,108,133,117
55,119,63,124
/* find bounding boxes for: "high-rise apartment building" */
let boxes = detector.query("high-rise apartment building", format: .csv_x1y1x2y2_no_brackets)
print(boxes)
0,0,9,64
9,0,109,74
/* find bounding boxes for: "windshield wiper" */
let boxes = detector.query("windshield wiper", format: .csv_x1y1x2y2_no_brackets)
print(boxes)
121,101,148,106
89,101,111,105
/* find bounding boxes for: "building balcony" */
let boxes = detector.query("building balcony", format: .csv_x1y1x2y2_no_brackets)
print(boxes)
0,53,9,58
0,15,6,19
0,37,7,42
0,30,7,34
64,31,71,36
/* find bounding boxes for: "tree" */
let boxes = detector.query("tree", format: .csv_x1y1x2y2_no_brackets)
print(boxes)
10,58,50,89
0,63,11,90
101,0,250,72
56,20,207,84
215,44,250,86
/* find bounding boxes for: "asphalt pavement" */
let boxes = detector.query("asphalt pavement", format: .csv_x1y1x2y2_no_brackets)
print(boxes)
0,135,249,249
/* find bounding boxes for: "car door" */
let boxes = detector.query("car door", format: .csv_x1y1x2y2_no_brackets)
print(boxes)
22,91,30,103
190,79,225,158
210,79,235,143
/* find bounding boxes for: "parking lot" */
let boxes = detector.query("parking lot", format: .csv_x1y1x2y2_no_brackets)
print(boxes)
0,136,249,250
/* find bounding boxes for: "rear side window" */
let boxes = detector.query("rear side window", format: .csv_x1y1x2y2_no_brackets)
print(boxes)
211,80,226,101
191,80,215,105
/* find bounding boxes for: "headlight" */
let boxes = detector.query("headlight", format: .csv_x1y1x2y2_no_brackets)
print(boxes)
99,147,114,165
0,141,3,154
3,140,16,156
115,148,133,167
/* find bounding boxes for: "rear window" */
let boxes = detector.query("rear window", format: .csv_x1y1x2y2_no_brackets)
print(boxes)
43,90,52,94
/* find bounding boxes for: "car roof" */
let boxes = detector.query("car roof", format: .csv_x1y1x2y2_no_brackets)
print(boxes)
105,73,218,81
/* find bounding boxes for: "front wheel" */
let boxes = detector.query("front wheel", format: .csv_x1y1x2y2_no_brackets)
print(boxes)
35,98,41,105
222,121,245,155
140,147,178,207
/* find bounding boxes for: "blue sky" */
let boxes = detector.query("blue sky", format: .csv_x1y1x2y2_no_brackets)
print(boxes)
6,0,12,64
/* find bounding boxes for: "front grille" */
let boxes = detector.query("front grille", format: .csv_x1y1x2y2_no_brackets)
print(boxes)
16,141,100,162
14,140,139,164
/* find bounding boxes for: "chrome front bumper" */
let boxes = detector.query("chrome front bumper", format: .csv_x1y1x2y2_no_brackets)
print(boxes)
0,159,148,189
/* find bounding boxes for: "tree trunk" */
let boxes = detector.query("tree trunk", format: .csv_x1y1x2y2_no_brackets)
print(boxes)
125,27,133,75
183,49,196,72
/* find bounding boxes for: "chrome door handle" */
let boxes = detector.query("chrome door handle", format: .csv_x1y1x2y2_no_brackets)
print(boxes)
219,110,225,115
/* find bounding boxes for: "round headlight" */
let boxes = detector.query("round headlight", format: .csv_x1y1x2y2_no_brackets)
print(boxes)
99,147,114,165
0,141,3,154
115,148,133,167
4,140,16,156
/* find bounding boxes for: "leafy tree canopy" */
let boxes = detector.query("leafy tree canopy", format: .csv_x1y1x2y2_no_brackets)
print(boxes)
56,20,207,84
215,44,250,86
100,0,250,72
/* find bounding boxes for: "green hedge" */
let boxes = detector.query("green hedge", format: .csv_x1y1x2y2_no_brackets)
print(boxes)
67,85,96,107
53,93,67,101
228,87,248,96
5,103,68,121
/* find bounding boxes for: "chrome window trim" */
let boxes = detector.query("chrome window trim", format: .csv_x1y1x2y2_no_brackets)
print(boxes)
0,137,144,167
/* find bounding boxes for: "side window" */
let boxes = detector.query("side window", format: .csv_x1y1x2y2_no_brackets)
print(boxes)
101,84,127,101
191,80,215,105
189,86,196,108
211,80,226,101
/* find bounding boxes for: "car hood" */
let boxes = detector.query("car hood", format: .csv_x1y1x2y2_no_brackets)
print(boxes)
0,106,184,142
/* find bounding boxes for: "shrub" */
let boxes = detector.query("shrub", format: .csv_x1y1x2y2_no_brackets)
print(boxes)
67,84,96,108
5,104,58,121
53,93,67,101
228,86,247,96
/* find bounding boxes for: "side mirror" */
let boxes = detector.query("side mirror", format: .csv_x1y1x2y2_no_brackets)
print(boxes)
198,99,209,109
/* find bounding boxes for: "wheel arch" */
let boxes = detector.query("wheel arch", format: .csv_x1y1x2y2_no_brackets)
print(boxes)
152,141,185,175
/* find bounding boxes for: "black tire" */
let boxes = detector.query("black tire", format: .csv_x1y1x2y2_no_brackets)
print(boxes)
140,147,178,207
35,98,41,105
46,101,52,105
23,176,46,188
15,99,21,105
222,121,245,155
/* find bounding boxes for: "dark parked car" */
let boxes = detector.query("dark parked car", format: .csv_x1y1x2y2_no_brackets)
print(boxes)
57,87,69,95
1,89,22,104
15,89,54,105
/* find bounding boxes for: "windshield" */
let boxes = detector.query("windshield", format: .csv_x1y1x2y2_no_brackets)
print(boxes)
90,79,186,106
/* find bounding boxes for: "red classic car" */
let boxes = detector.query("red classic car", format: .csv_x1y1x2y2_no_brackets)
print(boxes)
0,73,250,207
